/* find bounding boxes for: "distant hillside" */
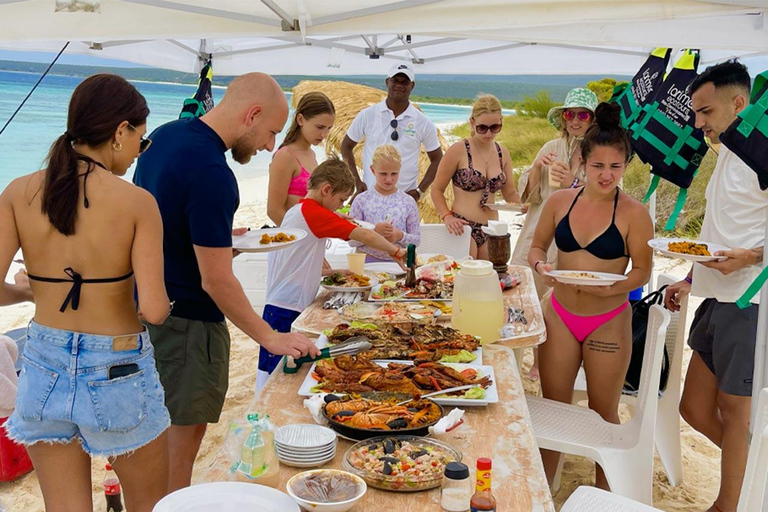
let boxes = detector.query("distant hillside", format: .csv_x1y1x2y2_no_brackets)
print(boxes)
0,60,629,103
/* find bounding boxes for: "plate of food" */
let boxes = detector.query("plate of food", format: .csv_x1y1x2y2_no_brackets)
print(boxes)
647,238,729,262
365,262,406,279
319,323,480,364
321,272,376,292
369,279,452,302
299,355,497,406
343,436,461,492
545,270,628,286
339,301,451,323
232,228,306,253
485,202,525,212
323,392,444,440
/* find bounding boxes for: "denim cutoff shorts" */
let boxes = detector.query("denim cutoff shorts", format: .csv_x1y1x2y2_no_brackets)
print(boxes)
5,321,171,457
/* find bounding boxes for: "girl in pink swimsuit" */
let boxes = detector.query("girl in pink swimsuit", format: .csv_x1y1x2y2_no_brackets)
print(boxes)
528,103,654,490
267,92,335,225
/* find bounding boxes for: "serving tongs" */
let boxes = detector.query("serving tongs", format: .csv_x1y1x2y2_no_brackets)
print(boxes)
404,243,417,288
283,335,372,374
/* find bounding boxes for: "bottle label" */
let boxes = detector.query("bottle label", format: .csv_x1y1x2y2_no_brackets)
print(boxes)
104,483,121,495
475,470,492,492
470,507,496,512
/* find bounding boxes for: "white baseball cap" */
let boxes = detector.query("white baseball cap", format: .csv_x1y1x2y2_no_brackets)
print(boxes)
387,63,415,82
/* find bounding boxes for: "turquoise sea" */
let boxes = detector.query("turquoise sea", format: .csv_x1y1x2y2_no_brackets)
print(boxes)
0,70,477,190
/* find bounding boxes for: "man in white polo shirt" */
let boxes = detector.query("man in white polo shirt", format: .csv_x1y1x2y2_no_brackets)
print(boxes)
664,61,767,512
341,63,443,202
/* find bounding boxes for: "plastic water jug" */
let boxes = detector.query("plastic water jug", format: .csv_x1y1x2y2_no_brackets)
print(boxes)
451,260,504,344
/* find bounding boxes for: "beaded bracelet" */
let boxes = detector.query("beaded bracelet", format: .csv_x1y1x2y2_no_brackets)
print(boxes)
684,276,692,284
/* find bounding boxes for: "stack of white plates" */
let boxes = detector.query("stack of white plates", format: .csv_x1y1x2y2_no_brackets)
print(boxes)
274,424,337,468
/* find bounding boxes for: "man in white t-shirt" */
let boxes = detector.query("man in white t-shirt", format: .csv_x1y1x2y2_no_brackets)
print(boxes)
664,61,767,512
341,63,443,202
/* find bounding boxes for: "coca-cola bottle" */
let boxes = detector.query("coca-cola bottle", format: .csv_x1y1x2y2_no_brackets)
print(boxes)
103,463,123,512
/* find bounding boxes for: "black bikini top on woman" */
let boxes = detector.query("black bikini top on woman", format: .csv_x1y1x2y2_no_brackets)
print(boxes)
554,187,629,260
27,157,134,312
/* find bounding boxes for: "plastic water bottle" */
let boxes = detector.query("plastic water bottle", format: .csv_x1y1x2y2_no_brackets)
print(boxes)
103,463,123,512
239,414,266,478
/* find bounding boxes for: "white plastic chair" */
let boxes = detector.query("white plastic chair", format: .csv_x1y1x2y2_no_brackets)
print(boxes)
561,486,666,512
738,387,768,512
527,305,671,505
418,224,471,260
570,273,688,487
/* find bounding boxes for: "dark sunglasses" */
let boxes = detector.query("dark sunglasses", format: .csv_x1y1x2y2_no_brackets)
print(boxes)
129,123,153,154
562,110,593,122
475,123,502,134
390,119,399,141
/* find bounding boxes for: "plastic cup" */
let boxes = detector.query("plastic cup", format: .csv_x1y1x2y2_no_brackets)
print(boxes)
547,168,561,188
347,253,366,275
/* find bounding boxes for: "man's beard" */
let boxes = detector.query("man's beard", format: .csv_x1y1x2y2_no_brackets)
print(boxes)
231,137,254,164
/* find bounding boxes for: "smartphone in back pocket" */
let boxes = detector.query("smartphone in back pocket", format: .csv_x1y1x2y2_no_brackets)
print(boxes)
108,363,140,380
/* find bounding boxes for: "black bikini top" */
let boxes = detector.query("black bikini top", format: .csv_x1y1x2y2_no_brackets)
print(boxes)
554,187,629,260
27,157,134,312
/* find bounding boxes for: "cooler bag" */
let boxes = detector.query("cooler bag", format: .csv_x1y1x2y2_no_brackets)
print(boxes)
611,47,671,129
179,60,214,120
628,50,709,230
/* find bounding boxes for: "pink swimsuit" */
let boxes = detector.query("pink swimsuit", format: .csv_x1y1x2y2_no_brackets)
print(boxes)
281,148,311,197
550,294,629,343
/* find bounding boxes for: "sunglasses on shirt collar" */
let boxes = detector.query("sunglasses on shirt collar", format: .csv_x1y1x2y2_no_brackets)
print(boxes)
390,119,399,141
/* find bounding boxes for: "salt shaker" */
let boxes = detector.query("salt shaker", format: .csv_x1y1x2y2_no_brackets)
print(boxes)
441,461,471,512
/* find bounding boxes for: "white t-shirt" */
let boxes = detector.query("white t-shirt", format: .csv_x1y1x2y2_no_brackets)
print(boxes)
266,199,356,312
347,100,441,192
692,146,768,304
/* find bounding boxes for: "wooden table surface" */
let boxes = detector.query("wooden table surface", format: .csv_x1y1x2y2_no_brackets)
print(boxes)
202,343,555,512
292,264,546,350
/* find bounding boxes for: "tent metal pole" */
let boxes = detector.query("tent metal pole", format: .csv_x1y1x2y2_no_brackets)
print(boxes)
121,0,281,27
751,211,768,428
311,0,445,27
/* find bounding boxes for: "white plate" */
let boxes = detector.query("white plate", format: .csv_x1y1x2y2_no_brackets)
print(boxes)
232,228,306,253
368,283,451,302
316,334,482,366
275,441,336,453
298,361,498,407
275,424,337,448
279,455,337,468
485,203,525,212
153,482,299,512
321,282,375,293
350,219,375,230
276,448,337,461
545,270,628,286
647,238,729,262
365,262,406,278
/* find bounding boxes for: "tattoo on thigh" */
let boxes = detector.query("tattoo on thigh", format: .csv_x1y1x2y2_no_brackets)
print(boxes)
587,339,620,354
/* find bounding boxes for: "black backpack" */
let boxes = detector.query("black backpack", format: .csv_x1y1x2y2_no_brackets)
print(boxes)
624,286,671,395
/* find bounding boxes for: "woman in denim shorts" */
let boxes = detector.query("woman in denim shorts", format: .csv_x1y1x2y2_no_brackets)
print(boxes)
1,75,172,512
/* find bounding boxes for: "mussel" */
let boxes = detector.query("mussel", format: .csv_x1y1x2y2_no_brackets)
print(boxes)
378,456,399,464
410,449,429,460
382,461,393,475
332,410,355,420
383,438,397,454
386,418,409,430
323,394,342,404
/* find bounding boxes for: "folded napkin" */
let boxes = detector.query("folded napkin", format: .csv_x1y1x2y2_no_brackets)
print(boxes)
304,394,330,426
429,408,465,435
481,221,509,237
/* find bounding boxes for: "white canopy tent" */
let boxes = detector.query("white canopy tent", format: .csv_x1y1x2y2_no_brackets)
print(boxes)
0,1,766,75
2,1,768,503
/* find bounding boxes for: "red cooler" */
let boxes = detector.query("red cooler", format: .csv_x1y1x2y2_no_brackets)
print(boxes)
0,418,33,481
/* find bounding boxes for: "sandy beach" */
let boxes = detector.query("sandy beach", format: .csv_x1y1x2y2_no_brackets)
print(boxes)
0,178,721,512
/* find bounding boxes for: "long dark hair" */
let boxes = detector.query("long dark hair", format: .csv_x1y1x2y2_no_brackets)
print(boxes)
278,92,335,149
580,102,632,163
43,74,149,235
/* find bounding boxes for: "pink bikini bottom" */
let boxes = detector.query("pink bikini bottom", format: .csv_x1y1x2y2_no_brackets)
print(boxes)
550,294,629,343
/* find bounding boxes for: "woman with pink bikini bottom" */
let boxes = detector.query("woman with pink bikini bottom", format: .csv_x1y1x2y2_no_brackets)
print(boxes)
528,102,654,491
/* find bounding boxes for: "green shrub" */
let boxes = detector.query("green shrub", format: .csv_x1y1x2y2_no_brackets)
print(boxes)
514,90,557,119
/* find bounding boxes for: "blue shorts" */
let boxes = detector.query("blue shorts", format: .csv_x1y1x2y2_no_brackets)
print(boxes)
5,322,170,457
255,305,301,390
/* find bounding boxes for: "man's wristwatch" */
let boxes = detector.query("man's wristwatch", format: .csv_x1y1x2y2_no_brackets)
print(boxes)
415,187,426,199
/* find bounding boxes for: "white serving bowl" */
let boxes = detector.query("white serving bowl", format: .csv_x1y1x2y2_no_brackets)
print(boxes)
286,469,366,512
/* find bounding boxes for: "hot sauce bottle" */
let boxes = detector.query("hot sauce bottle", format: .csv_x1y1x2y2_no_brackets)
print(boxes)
469,457,497,511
